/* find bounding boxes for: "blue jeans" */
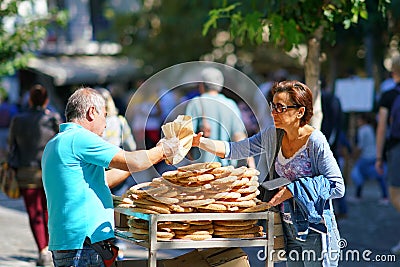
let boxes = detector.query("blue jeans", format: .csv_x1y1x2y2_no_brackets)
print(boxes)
52,244,105,267
351,157,388,198
283,222,340,267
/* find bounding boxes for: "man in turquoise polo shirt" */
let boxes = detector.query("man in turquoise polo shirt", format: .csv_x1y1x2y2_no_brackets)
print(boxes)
42,88,178,267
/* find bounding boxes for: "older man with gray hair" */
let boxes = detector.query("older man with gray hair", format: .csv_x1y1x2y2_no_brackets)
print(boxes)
42,88,178,267
185,67,254,167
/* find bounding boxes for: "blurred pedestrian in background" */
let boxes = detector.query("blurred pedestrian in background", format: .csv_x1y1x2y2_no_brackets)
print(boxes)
186,67,254,168
350,113,388,204
375,55,400,254
0,90,19,161
320,81,348,219
8,84,62,266
97,88,137,196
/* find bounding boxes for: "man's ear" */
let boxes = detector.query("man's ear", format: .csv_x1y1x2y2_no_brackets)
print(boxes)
87,106,97,121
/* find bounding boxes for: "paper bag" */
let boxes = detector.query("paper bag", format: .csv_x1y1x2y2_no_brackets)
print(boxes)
161,115,194,164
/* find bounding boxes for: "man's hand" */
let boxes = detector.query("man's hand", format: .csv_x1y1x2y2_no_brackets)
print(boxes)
192,132,203,147
157,137,179,159
267,186,293,206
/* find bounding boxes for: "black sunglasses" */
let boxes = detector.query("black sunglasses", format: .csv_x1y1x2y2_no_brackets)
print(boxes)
269,102,300,113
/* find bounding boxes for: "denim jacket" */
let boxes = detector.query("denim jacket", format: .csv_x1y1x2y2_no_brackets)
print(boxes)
286,175,336,241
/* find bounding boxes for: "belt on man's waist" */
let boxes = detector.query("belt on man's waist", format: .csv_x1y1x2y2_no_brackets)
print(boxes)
55,238,115,253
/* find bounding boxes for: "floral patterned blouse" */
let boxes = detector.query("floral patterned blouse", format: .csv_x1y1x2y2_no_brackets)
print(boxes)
275,143,312,181
275,142,313,224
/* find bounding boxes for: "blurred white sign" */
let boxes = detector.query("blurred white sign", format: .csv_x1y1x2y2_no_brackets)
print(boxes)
335,77,374,112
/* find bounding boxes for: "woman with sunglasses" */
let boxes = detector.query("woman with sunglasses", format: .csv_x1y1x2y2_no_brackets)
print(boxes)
192,80,344,267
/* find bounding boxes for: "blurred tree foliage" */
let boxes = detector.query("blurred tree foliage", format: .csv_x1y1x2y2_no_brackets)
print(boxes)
0,0,67,77
107,1,220,76
104,0,399,90
202,0,392,128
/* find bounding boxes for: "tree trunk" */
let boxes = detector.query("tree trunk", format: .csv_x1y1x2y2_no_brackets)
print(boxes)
305,26,324,130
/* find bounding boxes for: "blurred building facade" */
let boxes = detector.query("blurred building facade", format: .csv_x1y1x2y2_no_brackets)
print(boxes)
17,0,141,113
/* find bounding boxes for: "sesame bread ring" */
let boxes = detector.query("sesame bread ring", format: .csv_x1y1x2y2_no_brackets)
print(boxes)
112,195,133,204
187,220,213,226
127,182,152,195
236,192,258,202
215,200,256,208
187,224,214,231
180,198,215,207
197,208,227,213
230,166,247,177
230,177,249,187
213,224,256,232
133,198,170,209
145,186,170,195
176,171,197,179
156,231,175,239
241,202,271,212
210,175,238,185
162,170,180,180
175,194,202,200
135,203,171,214
212,192,241,200
155,189,179,198
130,207,159,214
145,195,180,205
246,180,259,187
250,176,259,181
185,173,215,182
127,218,149,229
150,176,165,183
158,222,190,230
126,193,140,200
214,225,262,235
235,186,258,194
175,234,213,241
178,162,222,172
175,229,214,236
214,232,263,239
190,168,214,175
174,186,202,194
130,233,149,241
227,206,240,212
197,203,227,211
242,168,261,177
129,227,149,235
213,219,258,227
170,205,193,213
115,203,135,209
210,166,234,174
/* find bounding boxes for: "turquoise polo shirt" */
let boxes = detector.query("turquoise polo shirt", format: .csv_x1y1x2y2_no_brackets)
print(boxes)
42,123,121,250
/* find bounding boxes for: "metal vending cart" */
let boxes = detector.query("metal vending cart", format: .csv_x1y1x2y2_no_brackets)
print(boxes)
114,208,276,267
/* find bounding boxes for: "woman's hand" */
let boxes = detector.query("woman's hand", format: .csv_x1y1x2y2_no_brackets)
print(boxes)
268,186,293,206
192,132,203,147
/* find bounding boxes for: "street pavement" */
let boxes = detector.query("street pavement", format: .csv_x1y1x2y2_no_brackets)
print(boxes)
1,179,399,267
